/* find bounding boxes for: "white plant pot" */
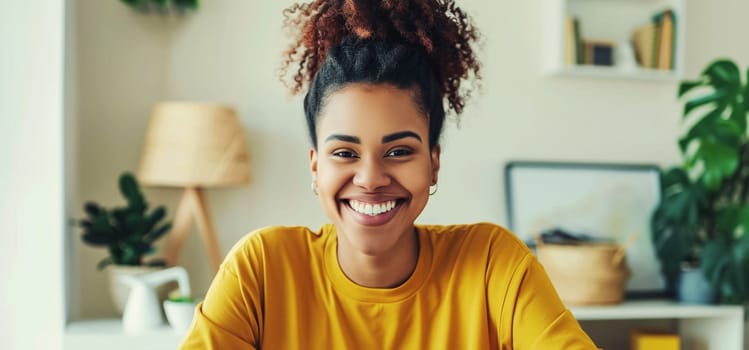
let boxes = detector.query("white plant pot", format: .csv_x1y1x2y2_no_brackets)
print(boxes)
164,300,199,333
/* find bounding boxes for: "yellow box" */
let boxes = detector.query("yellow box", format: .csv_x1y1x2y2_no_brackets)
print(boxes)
630,330,680,350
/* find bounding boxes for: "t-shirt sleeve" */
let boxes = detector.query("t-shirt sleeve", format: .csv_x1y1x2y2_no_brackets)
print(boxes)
179,235,265,349
507,255,598,350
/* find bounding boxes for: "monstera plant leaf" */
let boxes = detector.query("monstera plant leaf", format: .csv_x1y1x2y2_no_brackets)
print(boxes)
656,58,749,304
715,205,749,239
691,139,740,190
651,167,711,289
679,109,742,154
702,232,749,304
657,168,702,225
678,60,747,190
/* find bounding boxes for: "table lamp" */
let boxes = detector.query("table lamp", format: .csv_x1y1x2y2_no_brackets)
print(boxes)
138,102,250,273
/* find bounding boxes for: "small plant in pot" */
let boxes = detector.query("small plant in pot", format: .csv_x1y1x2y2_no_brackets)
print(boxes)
164,294,199,333
77,172,172,313
652,59,749,305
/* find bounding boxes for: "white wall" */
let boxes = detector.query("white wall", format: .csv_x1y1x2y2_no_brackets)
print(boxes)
71,0,749,319
73,0,172,317
0,1,67,349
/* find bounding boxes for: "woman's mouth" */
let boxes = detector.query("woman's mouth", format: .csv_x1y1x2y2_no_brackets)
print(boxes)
341,198,404,226
347,199,398,216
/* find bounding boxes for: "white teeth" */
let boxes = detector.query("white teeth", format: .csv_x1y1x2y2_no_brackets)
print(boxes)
349,199,398,216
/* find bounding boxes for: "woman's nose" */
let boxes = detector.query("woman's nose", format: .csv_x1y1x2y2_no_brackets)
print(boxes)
352,157,391,191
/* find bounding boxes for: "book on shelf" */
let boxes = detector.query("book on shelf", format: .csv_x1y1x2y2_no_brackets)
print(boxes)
574,18,583,65
631,23,656,68
654,9,675,70
565,16,609,67
629,8,676,71
651,16,661,69
564,16,583,66
583,40,614,66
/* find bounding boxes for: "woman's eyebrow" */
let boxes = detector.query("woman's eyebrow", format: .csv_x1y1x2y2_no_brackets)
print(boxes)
325,134,361,144
382,131,422,144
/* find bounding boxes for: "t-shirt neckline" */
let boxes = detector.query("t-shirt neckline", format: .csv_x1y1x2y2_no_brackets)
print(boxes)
322,223,432,303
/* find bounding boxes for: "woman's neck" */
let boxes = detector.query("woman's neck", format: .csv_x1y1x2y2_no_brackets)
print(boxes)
336,228,419,288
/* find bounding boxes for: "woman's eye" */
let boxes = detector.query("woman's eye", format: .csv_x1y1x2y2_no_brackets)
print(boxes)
332,150,358,158
386,148,413,157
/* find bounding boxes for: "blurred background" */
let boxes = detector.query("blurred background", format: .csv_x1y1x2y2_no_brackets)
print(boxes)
2,0,748,349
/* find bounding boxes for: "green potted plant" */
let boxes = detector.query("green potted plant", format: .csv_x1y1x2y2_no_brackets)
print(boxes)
120,0,199,13
652,59,749,305
77,172,172,313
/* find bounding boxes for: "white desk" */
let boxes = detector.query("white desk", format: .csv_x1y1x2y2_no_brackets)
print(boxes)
65,319,183,350
64,302,745,350
571,300,744,350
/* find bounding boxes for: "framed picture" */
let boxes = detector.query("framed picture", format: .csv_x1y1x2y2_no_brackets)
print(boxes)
504,161,665,296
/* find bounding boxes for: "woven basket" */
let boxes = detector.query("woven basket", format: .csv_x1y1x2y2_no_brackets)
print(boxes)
537,243,630,305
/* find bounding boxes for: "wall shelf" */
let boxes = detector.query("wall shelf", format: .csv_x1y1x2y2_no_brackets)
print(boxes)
544,0,686,81
550,65,680,81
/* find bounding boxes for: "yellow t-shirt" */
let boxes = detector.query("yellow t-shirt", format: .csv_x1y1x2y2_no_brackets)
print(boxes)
180,222,597,349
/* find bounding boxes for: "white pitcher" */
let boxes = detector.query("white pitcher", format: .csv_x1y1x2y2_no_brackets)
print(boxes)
119,266,191,335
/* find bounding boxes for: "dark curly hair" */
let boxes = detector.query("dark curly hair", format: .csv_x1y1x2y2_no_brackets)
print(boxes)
279,0,481,149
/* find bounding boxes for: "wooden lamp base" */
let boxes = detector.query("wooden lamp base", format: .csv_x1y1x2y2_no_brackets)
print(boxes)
164,187,222,273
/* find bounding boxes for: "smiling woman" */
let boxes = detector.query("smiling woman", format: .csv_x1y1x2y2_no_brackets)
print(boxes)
179,1,598,349
313,83,436,287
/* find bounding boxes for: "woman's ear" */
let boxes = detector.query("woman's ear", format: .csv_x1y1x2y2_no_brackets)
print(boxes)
309,147,318,180
430,144,441,184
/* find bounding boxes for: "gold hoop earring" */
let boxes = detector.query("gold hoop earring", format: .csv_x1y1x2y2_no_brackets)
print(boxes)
311,182,318,196
429,183,438,196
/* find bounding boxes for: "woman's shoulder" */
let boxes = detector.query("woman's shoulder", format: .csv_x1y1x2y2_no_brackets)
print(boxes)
223,225,329,266
420,222,532,259
243,225,324,240
421,222,526,244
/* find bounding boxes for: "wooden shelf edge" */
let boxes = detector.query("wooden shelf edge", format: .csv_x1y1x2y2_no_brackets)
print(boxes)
547,65,681,81
571,300,744,320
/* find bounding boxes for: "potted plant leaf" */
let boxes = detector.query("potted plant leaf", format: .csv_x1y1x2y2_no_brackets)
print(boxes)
77,172,172,313
120,0,199,14
652,59,749,305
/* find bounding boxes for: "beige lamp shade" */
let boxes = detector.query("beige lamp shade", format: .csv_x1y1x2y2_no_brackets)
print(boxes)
138,102,250,187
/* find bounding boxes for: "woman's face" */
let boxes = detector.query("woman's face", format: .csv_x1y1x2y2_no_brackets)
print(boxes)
310,83,440,256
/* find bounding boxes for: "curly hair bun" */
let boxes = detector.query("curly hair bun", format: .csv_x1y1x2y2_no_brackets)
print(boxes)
280,0,481,116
